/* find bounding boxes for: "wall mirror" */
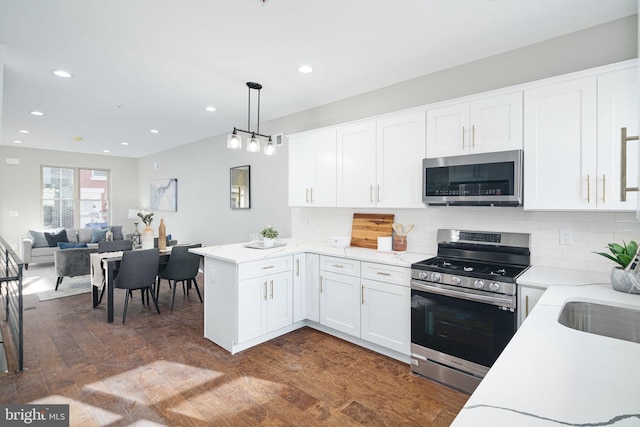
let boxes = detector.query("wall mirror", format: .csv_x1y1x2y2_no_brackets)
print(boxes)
230,165,251,209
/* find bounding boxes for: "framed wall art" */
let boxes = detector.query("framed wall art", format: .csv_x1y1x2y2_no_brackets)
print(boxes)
150,178,178,211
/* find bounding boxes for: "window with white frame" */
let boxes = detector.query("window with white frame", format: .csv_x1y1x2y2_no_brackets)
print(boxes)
42,166,110,229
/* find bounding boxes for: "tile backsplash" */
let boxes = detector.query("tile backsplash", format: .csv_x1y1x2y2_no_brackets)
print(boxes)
291,207,640,274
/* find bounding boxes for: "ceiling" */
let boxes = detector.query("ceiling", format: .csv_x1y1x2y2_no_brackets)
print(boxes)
0,0,637,158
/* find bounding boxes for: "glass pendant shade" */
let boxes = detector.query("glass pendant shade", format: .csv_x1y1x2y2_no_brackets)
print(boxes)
227,132,242,149
263,139,276,155
246,135,261,152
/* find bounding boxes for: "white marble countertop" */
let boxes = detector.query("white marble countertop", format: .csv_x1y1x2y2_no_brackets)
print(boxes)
190,238,432,268
452,280,640,426
517,265,611,289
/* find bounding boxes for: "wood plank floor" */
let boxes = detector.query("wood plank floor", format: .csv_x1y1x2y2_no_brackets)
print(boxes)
0,270,468,426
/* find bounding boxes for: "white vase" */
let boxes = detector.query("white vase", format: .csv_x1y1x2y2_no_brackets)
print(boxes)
142,225,154,249
263,238,275,248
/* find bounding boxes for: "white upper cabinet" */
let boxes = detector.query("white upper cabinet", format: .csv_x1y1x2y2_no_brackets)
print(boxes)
426,92,522,158
596,66,639,210
337,112,426,208
523,76,597,210
524,61,638,211
288,129,337,207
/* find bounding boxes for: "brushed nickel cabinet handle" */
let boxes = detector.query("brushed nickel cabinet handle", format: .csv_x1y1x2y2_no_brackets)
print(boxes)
270,280,274,299
332,264,344,268
602,174,606,203
305,187,309,203
471,124,476,148
377,185,381,203
361,284,365,305
310,187,314,204
587,174,591,203
376,272,391,276
462,126,466,149
263,281,268,301
525,295,529,316
296,258,300,277
262,265,274,270
370,185,374,203
620,127,639,202
320,276,324,293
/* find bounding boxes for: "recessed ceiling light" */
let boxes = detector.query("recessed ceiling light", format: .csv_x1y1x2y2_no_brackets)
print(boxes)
19,130,30,134
13,140,23,144
102,149,110,153
52,70,72,78
298,65,313,74
121,141,129,146
205,106,217,112
30,111,44,116
150,129,160,134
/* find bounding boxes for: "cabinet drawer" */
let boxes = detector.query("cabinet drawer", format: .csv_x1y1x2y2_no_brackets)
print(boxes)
361,262,410,287
320,255,360,277
239,256,292,280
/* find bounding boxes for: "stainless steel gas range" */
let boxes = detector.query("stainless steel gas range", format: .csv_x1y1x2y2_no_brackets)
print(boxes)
410,229,530,394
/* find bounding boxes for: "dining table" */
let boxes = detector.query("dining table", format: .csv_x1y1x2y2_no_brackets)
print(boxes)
90,248,172,323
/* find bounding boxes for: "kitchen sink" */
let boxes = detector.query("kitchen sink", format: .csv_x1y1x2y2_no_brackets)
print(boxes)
558,301,640,344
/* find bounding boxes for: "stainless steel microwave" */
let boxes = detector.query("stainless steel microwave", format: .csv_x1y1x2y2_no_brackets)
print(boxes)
422,150,523,206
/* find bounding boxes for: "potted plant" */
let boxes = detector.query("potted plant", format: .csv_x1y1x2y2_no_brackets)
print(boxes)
594,240,640,294
260,225,278,248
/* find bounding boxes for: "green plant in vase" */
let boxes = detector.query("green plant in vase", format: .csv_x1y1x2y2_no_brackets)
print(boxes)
260,226,278,247
594,240,640,294
594,240,638,268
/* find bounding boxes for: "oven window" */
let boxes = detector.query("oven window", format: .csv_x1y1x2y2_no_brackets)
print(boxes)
411,289,515,368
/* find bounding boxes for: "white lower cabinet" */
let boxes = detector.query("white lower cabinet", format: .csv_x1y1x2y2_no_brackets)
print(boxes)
517,285,545,327
237,257,293,344
319,269,362,337
318,256,410,355
304,253,320,323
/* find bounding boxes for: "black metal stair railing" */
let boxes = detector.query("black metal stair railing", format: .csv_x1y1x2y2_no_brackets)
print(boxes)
0,235,24,372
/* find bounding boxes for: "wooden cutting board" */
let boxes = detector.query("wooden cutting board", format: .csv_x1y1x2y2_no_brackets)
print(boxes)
350,213,394,249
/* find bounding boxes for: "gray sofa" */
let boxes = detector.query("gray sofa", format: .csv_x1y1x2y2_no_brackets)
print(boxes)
20,226,124,268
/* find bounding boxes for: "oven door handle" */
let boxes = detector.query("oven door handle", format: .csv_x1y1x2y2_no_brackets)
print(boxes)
411,280,515,309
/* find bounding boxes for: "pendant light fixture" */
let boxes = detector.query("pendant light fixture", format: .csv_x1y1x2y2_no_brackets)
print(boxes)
227,82,275,155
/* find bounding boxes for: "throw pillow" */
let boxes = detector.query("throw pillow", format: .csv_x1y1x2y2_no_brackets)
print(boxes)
78,228,93,243
91,227,109,243
45,229,69,247
28,230,48,248
58,242,88,249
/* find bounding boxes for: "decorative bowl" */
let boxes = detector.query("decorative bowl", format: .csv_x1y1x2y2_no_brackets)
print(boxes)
329,236,351,248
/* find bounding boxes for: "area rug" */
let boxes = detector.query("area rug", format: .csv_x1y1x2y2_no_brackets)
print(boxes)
21,264,92,301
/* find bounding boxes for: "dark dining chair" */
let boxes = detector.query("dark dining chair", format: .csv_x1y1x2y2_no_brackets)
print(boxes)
113,248,161,323
156,244,202,310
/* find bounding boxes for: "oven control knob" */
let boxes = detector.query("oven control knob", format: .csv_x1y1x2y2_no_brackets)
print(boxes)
430,273,442,282
474,280,485,289
418,271,428,280
451,276,461,285
489,282,500,292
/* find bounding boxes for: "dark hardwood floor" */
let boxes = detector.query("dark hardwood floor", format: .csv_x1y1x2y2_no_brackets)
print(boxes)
0,270,468,426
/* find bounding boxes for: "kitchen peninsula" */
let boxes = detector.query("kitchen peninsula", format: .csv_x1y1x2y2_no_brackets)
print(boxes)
190,239,430,358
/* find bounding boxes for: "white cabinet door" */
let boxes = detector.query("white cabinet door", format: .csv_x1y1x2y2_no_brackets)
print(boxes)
336,122,377,207
597,66,639,210
360,278,410,354
470,92,523,155
320,271,361,337
426,103,468,158
426,92,522,158
305,254,320,323
237,276,268,343
376,112,426,208
523,77,597,210
288,130,337,207
267,271,293,332
517,286,545,328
